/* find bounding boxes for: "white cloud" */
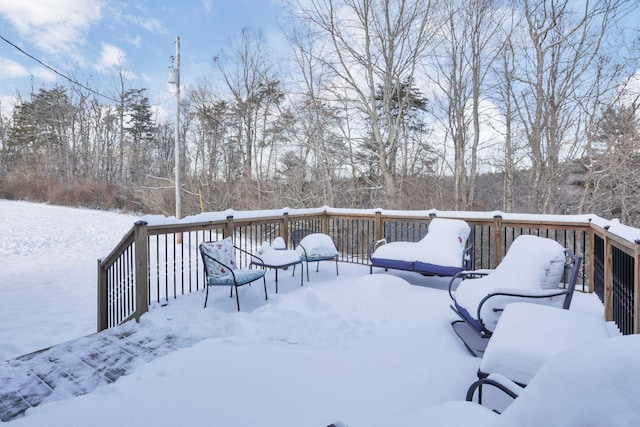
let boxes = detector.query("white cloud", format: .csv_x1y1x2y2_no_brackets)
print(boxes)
0,56,56,83
123,14,167,34
126,35,143,49
0,94,18,113
201,0,213,13
97,43,126,70
0,57,28,78
30,67,56,82
0,0,103,53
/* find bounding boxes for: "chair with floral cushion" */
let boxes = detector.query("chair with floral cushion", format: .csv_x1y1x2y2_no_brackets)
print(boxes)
199,237,267,310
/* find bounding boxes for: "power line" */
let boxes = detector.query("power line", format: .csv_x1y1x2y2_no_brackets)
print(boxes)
0,34,120,103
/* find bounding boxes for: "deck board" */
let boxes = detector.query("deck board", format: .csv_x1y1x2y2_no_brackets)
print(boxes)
0,329,198,422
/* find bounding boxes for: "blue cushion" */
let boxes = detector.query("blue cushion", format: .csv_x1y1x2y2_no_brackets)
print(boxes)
206,269,265,287
371,257,415,271
414,261,462,276
454,301,483,333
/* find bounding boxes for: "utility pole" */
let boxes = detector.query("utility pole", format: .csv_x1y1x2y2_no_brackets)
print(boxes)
173,36,182,221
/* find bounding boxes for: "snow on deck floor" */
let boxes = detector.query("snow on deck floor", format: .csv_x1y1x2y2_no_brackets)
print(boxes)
0,201,610,426
0,262,607,425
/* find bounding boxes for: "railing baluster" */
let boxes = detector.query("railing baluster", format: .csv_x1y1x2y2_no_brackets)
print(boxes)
97,209,638,335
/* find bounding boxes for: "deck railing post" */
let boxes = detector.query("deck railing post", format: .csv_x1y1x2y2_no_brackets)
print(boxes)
97,258,108,332
321,210,328,235
134,220,149,322
603,225,614,323
225,215,234,239
635,239,640,334
281,212,289,245
588,220,595,294
374,211,383,242
493,215,503,269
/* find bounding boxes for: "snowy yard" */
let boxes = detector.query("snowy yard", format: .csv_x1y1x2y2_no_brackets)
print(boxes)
1,200,637,426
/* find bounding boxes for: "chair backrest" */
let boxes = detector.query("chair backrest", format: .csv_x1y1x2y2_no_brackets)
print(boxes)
293,231,338,258
493,335,640,427
385,221,429,243
290,229,314,248
199,237,237,278
490,235,567,290
561,250,582,309
417,218,473,269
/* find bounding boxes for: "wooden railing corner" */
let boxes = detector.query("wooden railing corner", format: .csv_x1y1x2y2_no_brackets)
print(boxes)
134,220,149,322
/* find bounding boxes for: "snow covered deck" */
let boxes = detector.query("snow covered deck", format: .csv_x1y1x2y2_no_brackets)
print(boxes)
1,262,609,424
1,201,635,425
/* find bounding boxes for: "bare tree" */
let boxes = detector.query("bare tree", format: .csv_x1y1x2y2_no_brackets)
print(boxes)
429,0,505,210
510,0,632,213
578,102,640,225
214,29,279,179
292,0,438,207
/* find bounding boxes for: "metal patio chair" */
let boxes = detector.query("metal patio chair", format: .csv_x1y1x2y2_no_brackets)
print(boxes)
291,229,339,282
199,237,267,310
448,234,582,357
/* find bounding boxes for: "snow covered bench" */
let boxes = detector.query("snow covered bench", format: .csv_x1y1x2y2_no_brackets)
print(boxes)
369,218,473,277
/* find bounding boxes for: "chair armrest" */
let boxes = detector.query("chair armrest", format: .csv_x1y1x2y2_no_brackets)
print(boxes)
368,238,388,258
234,245,265,268
296,243,309,259
462,232,475,270
250,253,265,265
483,287,571,299
475,287,572,334
447,269,494,299
463,269,493,276
466,373,523,402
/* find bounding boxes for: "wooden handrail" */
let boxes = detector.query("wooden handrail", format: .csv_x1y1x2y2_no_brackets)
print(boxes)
97,208,639,334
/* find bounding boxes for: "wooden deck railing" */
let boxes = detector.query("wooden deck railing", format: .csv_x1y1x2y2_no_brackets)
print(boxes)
97,208,640,334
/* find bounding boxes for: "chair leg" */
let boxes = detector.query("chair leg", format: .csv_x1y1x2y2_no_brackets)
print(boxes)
335,257,339,276
306,261,310,282
263,277,268,301
204,286,210,308
300,263,304,287
235,285,240,311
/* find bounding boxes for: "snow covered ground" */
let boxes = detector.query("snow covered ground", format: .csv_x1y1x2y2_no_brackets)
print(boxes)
0,200,139,362
1,200,637,426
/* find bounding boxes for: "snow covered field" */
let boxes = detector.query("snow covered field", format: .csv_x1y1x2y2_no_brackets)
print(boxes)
1,200,638,426
0,200,139,362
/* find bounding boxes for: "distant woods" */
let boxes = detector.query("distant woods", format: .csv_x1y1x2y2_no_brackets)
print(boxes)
1,0,639,226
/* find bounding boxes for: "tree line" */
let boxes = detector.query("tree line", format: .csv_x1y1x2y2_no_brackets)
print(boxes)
1,0,639,226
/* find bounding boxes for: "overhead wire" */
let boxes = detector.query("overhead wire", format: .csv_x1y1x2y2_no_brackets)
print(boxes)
0,33,120,103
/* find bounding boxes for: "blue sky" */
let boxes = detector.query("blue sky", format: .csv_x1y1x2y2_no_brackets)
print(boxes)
0,0,288,109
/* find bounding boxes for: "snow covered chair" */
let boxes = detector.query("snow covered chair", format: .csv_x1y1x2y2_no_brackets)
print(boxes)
199,238,267,310
369,218,473,277
385,335,640,427
410,335,640,427
291,230,339,282
449,235,582,356
477,303,616,387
